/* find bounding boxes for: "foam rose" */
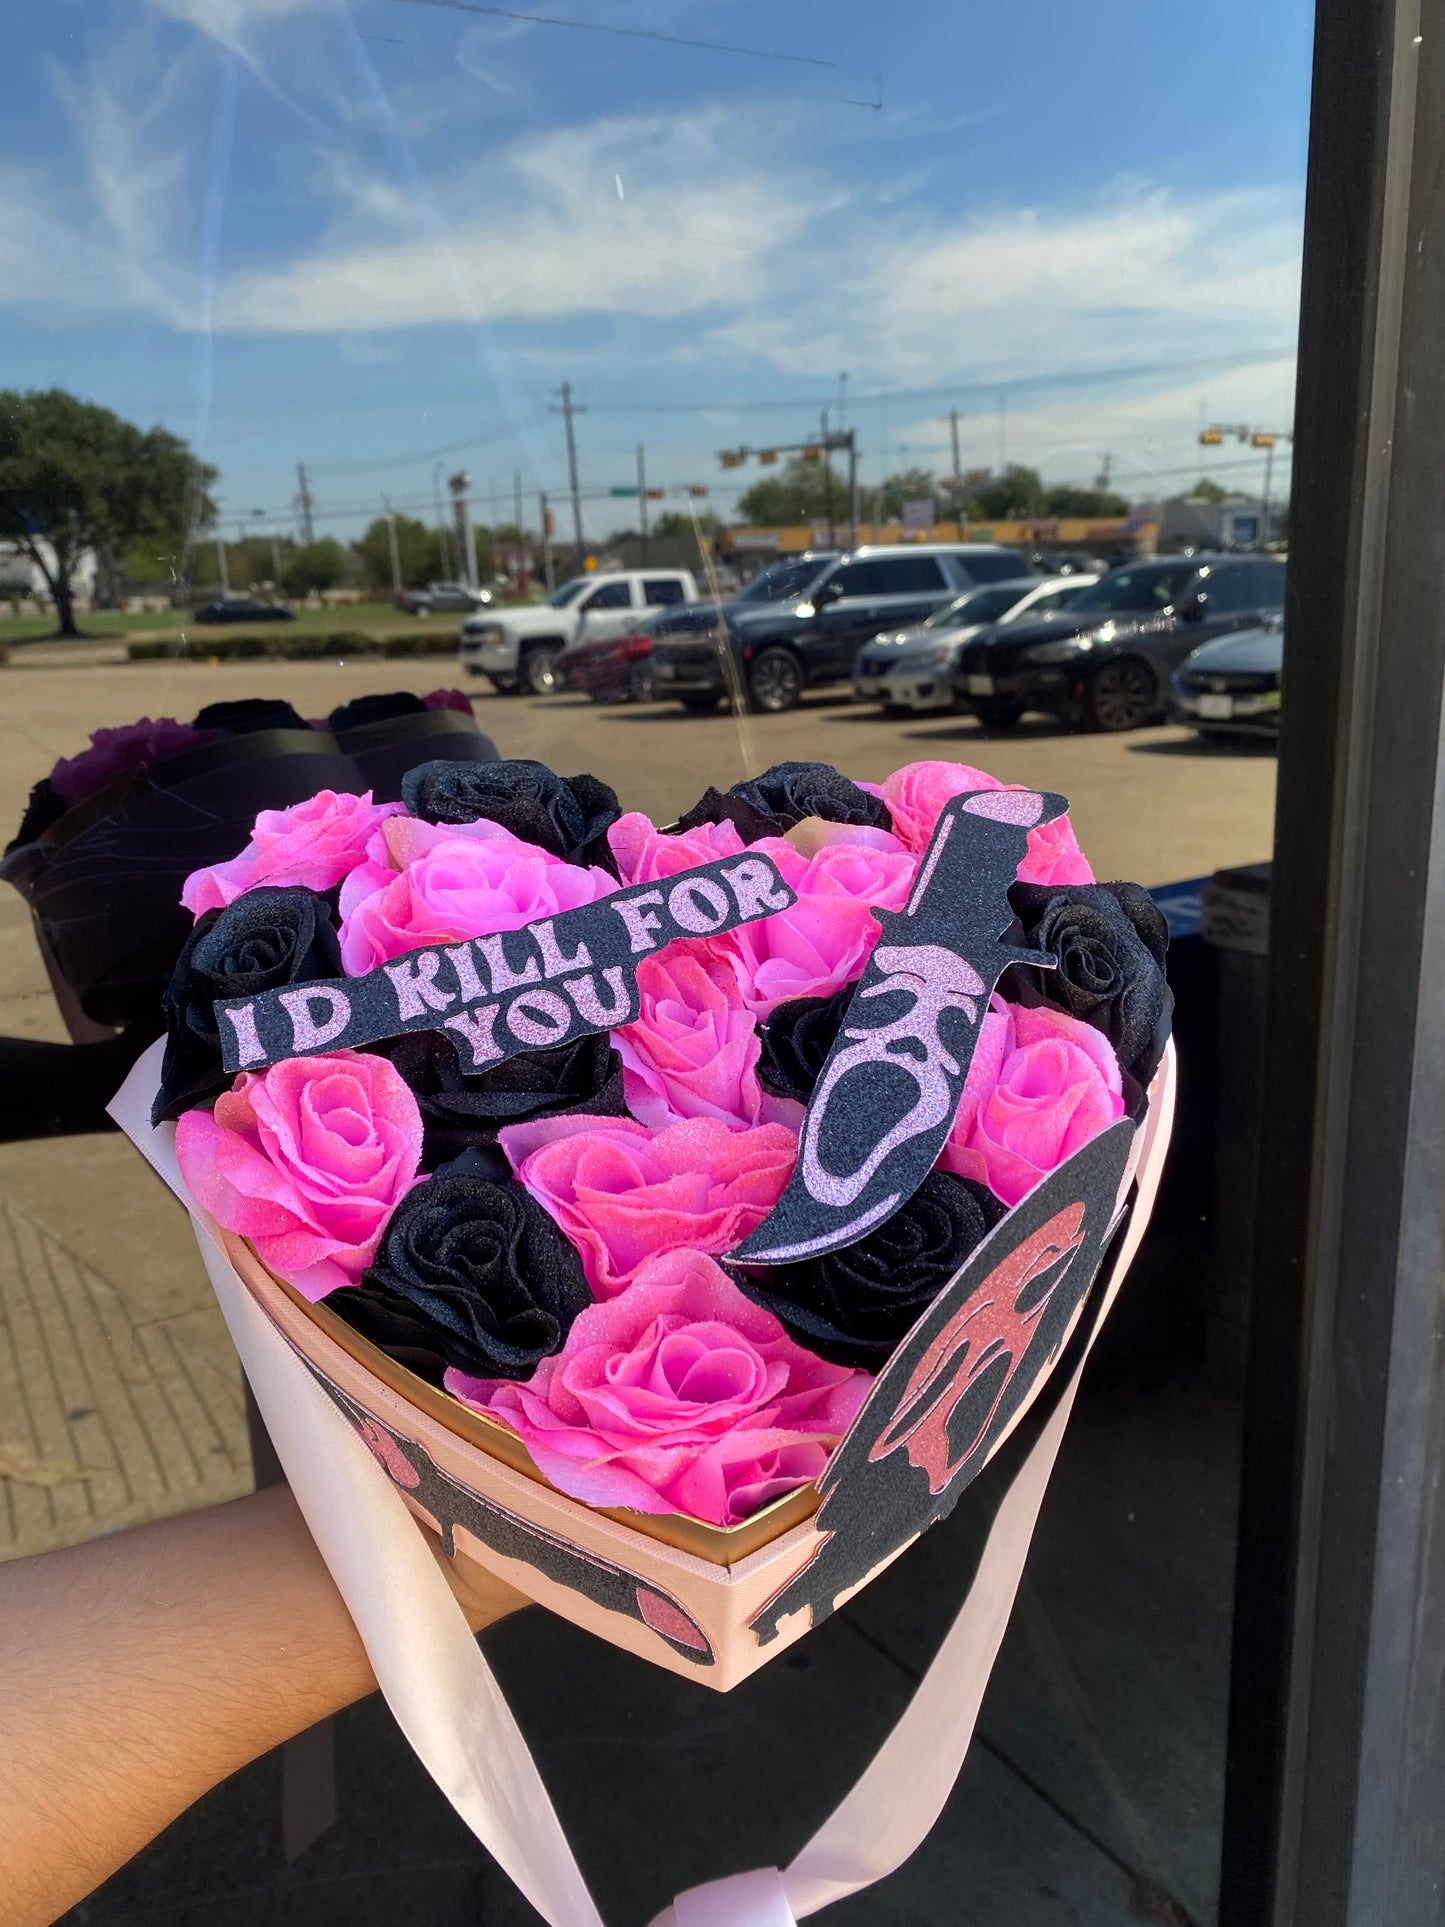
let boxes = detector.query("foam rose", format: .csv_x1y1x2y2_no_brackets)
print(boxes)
182,790,404,917
880,760,1094,888
607,811,745,884
445,1247,871,1526
499,1112,796,1298
938,1001,1125,1205
614,948,765,1130
337,831,615,974
51,717,214,807
715,838,916,1016
175,1051,423,1300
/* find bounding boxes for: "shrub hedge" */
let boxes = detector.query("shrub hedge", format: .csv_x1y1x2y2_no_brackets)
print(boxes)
127,630,458,664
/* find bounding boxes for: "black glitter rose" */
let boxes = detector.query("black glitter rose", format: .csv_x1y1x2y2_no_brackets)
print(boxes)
735,1172,1004,1371
334,1150,592,1381
151,886,342,1123
8,776,67,852
192,698,313,736
730,762,893,834
757,983,858,1103
328,692,427,732
378,1028,626,1168
401,758,621,871
1010,880,1171,1084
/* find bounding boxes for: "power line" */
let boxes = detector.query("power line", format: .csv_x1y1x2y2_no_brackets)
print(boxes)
389,0,838,67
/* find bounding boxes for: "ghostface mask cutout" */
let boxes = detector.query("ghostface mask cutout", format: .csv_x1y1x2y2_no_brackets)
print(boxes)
732,789,1066,1265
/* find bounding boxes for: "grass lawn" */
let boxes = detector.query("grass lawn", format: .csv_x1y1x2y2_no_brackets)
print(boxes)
0,603,467,645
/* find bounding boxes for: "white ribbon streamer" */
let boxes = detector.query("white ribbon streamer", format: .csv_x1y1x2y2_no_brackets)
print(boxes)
113,1040,1172,1927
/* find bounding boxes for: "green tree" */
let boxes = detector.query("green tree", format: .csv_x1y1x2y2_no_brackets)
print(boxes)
652,508,721,538
0,388,216,636
876,468,942,519
1189,478,1231,503
967,465,1047,519
356,513,444,591
737,456,834,526
280,537,346,598
1042,485,1130,517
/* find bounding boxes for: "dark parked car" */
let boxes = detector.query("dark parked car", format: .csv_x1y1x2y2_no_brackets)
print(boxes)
1169,621,1283,738
395,581,493,615
556,616,659,703
649,544,1029,714
952,554,1287,731
194,597,295,624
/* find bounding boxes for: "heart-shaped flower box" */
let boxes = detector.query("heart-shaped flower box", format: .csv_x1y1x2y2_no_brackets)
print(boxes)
130,1042,1172,1692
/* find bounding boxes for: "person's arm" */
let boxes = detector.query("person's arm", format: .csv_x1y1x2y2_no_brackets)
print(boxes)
0,1485,524,1927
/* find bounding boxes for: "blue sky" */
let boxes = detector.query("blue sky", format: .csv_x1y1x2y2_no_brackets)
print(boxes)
3,0,1316,543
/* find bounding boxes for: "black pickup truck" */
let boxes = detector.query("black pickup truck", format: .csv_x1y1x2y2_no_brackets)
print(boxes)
649,544,1028,713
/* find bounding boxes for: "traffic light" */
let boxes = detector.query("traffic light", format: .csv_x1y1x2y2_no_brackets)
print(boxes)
1199,430,1225,446
1251,432,1277,448
645,487,665,500
802,445,823,462
689,485,709,498
719,450,746,470
543,507,555,535
758,449,778,465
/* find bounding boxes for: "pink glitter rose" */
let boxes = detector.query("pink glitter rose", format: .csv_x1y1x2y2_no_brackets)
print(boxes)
422,688,475,715
607,811,745,884
615,948,765,1130
716,837,916,1016
880,760,1094,888
175,1051,423,1300
938,1001,1125,1206
499,1112,796,1298
182,790,404,917
445,1247,870,1525
51,717,213,807
337,831,615,974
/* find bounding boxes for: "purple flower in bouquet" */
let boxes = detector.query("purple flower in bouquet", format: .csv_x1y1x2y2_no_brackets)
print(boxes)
49,717,213,807
175,1051,424,1299
445,1247,871,1526
182,789,404,916
607,811,745,884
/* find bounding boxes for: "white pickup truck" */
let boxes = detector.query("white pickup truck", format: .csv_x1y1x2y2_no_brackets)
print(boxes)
458,569,700,695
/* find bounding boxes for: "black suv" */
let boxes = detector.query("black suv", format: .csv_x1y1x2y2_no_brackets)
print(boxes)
953,553,1286,731
649,544,1028,713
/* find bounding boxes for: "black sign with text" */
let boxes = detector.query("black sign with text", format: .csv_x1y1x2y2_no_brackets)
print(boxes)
216,852,795,1073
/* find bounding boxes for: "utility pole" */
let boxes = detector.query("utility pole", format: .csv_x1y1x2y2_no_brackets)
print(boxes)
382,496,402,596
539,491,555,593
295,464,315,545
215,533,230,597
948,409,963,526
552,382,586,559
998,393,1008,470
637,444,650,561
821,409,835,548
1095,452,1114,494
846,432,859,550
1259,440,1276,549
448,470,477,589
431,463,453,578
269,531,281,581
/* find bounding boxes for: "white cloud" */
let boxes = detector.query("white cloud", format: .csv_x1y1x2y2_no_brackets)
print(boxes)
207,109,833,331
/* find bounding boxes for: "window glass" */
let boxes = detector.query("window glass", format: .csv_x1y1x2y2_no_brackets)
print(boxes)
867,557,948,595
548,581,590,608
928,584,1027,628
1069,565,1201,614
1198,565,1257,614
954,551,1032,584
581,581,632,610
643,578,686,605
